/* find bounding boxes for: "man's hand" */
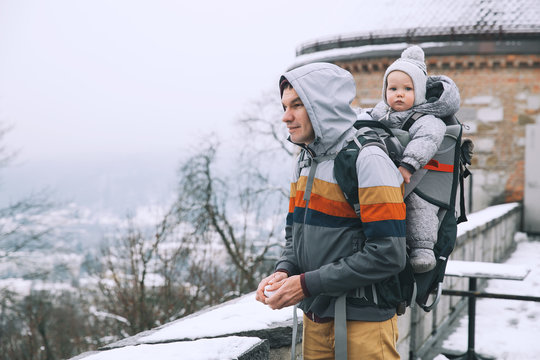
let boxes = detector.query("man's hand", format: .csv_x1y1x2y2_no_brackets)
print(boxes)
255,272,288,304
265,275,305,310
399,166,412,184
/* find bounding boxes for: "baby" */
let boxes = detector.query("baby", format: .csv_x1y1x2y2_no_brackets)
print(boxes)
371,45,460,273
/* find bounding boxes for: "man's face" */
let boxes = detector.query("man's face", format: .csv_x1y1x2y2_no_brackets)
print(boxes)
386,70,415,111
281,87,315,145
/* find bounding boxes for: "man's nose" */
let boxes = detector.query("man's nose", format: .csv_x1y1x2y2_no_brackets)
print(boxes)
282,109,293,122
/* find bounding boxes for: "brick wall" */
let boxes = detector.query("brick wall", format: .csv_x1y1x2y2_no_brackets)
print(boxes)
335,54,540,211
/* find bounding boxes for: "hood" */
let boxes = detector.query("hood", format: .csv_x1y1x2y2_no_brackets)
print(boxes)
280,62,357,155
382,45,428,107
371,75,460,122
416,75,460,118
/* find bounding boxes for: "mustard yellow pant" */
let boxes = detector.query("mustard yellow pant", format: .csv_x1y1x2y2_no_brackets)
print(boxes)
302,314,400,360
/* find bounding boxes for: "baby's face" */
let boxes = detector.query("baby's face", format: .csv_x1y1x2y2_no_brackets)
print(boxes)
386,71,415,111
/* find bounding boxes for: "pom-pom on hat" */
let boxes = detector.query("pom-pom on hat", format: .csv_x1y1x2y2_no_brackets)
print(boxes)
382,45,427,107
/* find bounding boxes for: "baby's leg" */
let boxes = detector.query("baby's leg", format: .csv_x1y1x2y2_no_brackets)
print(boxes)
405,193,439,273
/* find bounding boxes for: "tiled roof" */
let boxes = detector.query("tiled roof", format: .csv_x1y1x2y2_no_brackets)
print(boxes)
297,0,540,56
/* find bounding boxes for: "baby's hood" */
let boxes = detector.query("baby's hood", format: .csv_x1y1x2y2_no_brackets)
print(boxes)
371,74,460,121
415,75,460,118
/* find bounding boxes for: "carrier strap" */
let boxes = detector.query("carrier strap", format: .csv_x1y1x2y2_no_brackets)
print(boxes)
457,167,471,224
404,168,428,199
402,112,425,132
290,305,298,360
333,285,380,360
302,153,337,202
335,294,348,360
303,161,318,202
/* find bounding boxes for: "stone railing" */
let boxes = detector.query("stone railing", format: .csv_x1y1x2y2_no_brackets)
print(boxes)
397,202,522,359
71,203,522,360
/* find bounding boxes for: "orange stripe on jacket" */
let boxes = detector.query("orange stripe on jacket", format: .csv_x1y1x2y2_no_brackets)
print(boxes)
289,182,297,213
358,185,404,205
288,178,356,218
360,202,406,223
296,176,348,202
288,191,357,218
307,193,357,218
288,197,295,214
292,190,307,209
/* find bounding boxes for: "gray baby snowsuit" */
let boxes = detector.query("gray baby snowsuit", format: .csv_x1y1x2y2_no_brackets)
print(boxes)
371,74,460,273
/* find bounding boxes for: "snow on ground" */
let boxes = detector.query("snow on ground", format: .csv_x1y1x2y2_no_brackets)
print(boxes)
80,336,262,360
441,235,540,360
0,278,76,296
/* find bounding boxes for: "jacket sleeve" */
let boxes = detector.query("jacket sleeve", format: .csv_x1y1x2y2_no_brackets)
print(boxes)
303,146,407,296
401,114,446,171
274,201,300,276
274,160,301,276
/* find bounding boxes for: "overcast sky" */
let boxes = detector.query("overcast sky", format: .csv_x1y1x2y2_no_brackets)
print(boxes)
2,0,533,163
1,1,481,210
0,0,395,163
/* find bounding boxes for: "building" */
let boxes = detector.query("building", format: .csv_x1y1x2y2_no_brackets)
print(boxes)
289,0,540,212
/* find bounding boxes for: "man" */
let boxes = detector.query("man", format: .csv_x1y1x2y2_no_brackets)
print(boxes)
255,62,406,359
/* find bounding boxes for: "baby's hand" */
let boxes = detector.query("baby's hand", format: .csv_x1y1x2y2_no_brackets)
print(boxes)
398,166,412,184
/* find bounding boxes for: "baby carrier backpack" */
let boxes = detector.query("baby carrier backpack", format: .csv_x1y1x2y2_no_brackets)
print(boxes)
333,109,473,314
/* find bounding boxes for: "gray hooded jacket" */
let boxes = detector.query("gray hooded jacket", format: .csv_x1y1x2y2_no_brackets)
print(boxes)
276,63,406,321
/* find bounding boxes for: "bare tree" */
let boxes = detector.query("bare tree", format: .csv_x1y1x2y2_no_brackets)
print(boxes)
0,122,56,263
172,142,284,295
0,122,83,360
237,90,294,157
74,91,291,348
92,212,191,335
0,287,105,360
0,192,56,261
0,123,16,169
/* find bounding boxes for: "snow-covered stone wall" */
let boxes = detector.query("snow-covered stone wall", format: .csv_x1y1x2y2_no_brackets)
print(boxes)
70,203,522,360
397,202,522,358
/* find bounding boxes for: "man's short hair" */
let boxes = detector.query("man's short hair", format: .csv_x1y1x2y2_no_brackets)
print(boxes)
279,77,293,96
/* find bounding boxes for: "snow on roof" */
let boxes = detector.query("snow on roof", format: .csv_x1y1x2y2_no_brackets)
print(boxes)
290,41,452,69
297,0,540,55
78,336,263,360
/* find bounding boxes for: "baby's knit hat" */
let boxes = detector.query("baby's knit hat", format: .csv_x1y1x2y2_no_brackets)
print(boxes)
382,45,427,106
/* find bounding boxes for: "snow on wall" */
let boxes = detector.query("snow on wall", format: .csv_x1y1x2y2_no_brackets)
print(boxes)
78,336,263,360
457,202,519,236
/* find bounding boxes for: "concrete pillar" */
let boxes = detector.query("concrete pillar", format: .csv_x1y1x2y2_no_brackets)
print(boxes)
524,122,540,233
